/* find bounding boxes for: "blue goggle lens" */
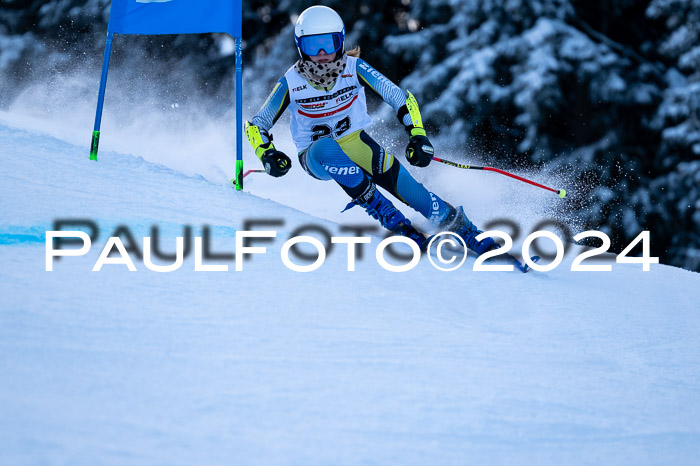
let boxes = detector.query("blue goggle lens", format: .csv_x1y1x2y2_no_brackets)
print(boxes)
298,33,343,56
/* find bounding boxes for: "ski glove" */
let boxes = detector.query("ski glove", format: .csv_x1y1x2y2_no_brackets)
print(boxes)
405,135,434,167
262,149,291,177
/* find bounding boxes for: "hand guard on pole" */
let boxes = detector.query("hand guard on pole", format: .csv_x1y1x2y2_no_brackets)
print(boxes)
406,134,434,167
261,149,291,177
400,90,433,167
245,121,291,177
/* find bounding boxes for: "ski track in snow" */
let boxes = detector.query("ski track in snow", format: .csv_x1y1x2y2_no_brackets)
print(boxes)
1,116,700,465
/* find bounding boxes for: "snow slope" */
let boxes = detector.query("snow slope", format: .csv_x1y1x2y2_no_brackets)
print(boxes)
1,116,700,465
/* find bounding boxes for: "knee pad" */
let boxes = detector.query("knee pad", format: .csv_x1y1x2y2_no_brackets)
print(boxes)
303,138,354,179
310,138,350,166
306,138,368,195
302,138,347,181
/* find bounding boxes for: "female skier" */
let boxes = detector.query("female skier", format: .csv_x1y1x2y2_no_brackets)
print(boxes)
245,5,495,254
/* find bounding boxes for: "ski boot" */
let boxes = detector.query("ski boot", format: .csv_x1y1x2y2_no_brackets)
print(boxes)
439,206,495,254
344,184,429,250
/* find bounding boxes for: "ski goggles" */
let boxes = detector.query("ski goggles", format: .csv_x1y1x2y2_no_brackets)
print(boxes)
296,32,344,57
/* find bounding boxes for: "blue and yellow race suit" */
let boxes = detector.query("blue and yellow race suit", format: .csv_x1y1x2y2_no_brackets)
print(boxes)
246,55,454,226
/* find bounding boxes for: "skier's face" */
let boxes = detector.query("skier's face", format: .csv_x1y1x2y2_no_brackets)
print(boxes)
309,50,336,63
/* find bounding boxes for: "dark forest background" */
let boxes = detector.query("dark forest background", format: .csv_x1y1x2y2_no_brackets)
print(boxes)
1,0,698,271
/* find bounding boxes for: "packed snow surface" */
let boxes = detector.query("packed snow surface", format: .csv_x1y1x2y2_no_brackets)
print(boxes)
1,115,699,465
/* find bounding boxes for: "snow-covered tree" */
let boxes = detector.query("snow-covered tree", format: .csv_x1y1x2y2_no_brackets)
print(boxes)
382,0,698,270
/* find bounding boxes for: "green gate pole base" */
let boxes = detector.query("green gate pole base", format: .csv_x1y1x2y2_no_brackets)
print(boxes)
235,159,243,190
89,130,100,161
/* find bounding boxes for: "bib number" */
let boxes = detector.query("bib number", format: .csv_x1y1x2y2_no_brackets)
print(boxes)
311,116,351,141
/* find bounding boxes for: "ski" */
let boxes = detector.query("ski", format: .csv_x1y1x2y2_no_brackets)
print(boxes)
481,251,540,273
423,238,540,273
508,253,540,273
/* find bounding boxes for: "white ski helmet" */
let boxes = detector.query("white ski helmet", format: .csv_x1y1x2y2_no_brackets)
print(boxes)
294,6,345,60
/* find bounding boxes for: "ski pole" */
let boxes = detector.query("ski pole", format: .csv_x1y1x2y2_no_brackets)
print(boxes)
231,169,265,186
432,157,567,198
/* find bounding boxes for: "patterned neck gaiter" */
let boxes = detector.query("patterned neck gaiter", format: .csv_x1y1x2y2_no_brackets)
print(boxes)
294,54,348,90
